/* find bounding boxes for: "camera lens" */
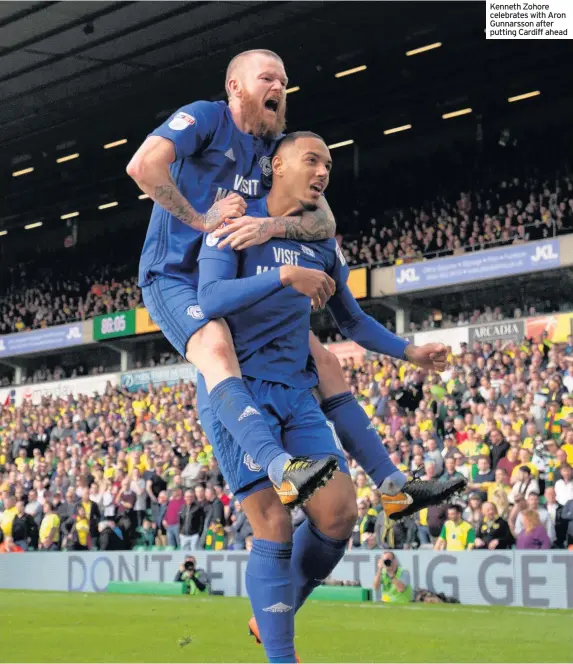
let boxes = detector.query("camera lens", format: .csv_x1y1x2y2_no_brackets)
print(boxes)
383,559,392,567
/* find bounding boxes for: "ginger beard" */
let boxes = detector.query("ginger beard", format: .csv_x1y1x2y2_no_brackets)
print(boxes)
240,88,286,141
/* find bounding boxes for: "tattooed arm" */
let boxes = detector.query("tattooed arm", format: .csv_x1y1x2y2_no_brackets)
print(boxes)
126,136,246,232
214,196,336,250
267,196,336,241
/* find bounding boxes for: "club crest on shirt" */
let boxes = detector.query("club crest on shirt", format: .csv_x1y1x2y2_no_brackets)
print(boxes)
243,453,262,472
186,305,205,320
206,223,226,247
259,156,272,177
259,155,273,189
168,112,196,131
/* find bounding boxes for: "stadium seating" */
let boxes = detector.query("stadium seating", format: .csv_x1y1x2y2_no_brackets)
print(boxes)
1,153,573,554
1,169,572,338
341,172,573,268
1,334,572,553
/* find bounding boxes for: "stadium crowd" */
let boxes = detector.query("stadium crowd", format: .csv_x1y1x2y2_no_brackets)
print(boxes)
0,274,141,337
2,334,573,554
342,172,573,268
1,171,572,337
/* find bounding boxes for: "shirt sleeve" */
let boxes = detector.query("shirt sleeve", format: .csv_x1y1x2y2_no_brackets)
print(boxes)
466,526,476,545
197,236,284,320
149,100,220,161
326,283,409,360
326,239,350,291
439,524,447,540
324,239,409,359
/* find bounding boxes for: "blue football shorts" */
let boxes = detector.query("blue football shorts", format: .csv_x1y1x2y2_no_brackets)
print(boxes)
196,374,349,501
142,275,210,358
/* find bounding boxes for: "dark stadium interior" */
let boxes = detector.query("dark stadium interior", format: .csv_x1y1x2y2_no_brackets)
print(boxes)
1,1,572,240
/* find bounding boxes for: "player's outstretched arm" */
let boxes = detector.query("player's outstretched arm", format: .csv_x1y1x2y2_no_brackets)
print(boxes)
328,284,410,360
212,196,336,250
327,285,447,371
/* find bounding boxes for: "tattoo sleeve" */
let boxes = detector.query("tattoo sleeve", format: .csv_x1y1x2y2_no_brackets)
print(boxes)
153,173,206,230
268,207,336,241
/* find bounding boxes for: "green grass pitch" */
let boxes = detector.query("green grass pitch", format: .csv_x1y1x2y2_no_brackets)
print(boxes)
1,590,571,662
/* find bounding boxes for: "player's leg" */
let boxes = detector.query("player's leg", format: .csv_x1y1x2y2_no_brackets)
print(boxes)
188,325,337,506
185,320,291,482
309,332,406,489
197,381,297,664
242,488,297,664
292,471,356,613
142,277,335,508
246,395,356,643
281,390,356,612
310,333,466,519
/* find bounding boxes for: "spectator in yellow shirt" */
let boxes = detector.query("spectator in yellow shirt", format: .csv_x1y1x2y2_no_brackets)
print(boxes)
435,505,476,551
39,502,60,551
521,422,540,450
561,430,573,464
510,449,539,482
487,468,512,502
68,506,90,551
414,409,434,433
361,397,375,419
0,495,17,539
509,412,524,435
355,472,372,499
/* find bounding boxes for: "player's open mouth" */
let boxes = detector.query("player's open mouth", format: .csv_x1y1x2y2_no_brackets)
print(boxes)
264,99,279,113
310,183,323,194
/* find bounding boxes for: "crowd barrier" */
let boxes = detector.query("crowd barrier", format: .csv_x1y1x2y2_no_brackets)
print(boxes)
1,550,571,609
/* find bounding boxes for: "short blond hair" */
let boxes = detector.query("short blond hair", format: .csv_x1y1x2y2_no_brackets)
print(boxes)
225,49,284,98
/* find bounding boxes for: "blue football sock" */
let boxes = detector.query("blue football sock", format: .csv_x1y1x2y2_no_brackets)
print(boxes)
246,539,296,663
209,377,290,475
321,392,406,489
268,453,293,488
291,519,348,613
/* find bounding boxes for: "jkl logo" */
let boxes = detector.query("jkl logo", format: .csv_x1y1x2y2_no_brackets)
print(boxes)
531,243,558,263
396,267,420,285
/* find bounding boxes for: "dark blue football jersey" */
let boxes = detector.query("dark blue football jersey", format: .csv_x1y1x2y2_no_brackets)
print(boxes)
138,101,278,288
197,198,349,389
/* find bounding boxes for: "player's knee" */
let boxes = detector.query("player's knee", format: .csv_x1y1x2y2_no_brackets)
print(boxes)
312,476,357,540
313,345,341,374
243,490,292,543
313,347,347,396
185,321,236,369
327,497,357,540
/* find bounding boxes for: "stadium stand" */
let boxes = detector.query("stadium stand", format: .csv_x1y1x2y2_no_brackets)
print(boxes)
342,171,573,268
2,334,573,552
1,166,572,337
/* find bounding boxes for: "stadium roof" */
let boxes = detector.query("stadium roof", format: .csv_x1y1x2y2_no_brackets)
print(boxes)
1,1,572,234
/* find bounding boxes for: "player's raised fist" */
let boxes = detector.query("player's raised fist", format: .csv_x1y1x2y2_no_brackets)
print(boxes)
203,194,247,231
279,266,336,309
